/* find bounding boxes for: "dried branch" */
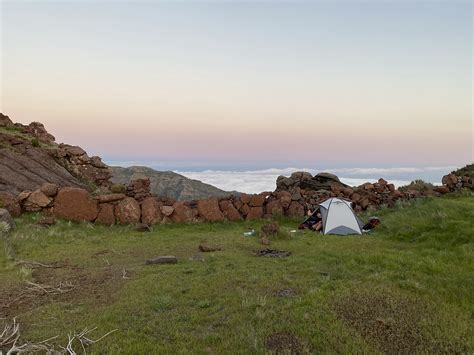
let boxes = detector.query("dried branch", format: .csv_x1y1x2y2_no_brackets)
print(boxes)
1,319,117,354
25,281,75,295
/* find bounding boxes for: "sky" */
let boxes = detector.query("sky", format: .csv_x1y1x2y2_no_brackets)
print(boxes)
0,0,472,170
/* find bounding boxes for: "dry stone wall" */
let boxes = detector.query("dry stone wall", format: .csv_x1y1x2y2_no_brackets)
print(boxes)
1,173,472,226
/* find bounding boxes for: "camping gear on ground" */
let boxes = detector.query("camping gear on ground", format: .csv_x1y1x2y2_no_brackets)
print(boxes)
316,197,364,235
243,229,256,237
362,216,380,232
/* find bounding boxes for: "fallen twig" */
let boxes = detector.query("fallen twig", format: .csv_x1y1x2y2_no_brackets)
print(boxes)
1,319,117,354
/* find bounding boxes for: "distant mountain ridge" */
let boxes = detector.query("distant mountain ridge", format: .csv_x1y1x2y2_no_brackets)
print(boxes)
110,166,234,201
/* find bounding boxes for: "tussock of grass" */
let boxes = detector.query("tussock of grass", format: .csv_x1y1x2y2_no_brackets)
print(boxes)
0,194,472,353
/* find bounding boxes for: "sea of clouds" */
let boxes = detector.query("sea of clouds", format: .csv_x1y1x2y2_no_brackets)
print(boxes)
176,166,456,194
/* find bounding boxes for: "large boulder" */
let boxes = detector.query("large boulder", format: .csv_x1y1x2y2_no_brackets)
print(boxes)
171,202,195,223
240,193,252,205
442,174,458,188
54,187,98,222
197,198,225,222
286,201,305,217
0,191,21,217
141,197,163,225
219,200,241,221
115,197,141,224
250,194,265,207
160,205,174,217
95,203,115,225
0,208,15,232
278,191,292,209
246,206,263,220
265,199,283,217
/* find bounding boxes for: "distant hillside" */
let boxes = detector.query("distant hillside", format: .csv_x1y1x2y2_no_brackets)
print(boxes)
110,166,233,201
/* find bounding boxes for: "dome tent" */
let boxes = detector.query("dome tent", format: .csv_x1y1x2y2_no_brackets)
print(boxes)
318,197,363,235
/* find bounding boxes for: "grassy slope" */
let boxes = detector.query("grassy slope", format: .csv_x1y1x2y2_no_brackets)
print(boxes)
0,192,473,353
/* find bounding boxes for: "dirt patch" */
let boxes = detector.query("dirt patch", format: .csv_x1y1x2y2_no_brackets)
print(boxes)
265,331,304,354
256,249,291,258
332,287,433,354
0,263,126,318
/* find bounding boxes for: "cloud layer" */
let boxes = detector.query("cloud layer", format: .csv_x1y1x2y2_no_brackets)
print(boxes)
176,166,455,194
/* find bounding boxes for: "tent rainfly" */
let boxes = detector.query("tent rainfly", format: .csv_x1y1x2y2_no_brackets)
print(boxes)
318,197,363,235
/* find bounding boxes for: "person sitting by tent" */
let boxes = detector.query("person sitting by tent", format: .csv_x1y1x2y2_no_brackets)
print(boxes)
298,209,323,232
362,216,380,232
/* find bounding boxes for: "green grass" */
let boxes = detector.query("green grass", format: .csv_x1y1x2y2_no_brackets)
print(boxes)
1,192,473,353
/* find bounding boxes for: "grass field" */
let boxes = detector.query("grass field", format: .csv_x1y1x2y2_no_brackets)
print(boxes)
1,192,473,353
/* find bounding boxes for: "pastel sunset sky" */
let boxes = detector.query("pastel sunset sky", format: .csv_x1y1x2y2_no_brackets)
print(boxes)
1,1,472,169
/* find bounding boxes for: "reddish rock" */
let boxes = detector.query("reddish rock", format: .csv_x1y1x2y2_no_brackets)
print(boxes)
331,183,344,194
233,199,243,211
442,174,458,188
54,187,98,222
115,197,141,224
387,184,395,193
141,197,163,225
240,193,251,204
393,190,403,198
359,197,370,209
197,198,225,222
265,199,284,216
160,205,174,217
171,202,195,223
239,203,250,216
95,203,115,225
350,192,362,203
342,187,353,197
40,183,59,197
250,194,265,207
361,183,374,191
96,193,126,203
433,186,450,194
246,206,263,220
0,191,21,217
278,191,292,208
219,200,241,221
286,201,305,217
25,190,52,211
378,178,388,185
18,191,31,202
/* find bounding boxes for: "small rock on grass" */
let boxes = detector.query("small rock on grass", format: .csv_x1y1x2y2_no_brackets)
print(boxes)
146,256,178,265
36,216,56,227
198,243,221,252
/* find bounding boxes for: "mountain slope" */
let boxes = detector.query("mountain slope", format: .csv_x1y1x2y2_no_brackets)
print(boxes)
110,166,232,201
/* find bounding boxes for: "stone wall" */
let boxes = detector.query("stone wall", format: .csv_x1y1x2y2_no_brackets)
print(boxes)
0,173,472,226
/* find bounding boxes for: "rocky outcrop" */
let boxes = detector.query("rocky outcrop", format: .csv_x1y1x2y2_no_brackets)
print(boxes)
276,171,346,192
0,113,112,195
